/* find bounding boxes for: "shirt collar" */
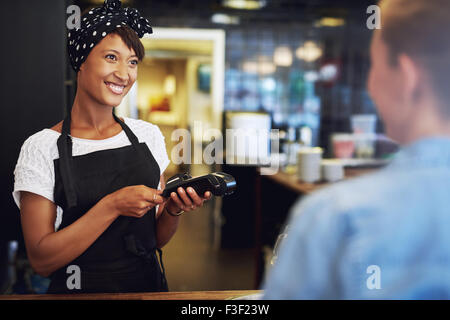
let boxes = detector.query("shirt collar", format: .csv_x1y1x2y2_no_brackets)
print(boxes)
389,137,450,169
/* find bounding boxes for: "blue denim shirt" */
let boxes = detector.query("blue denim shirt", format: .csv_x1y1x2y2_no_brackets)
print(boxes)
262,138,450,299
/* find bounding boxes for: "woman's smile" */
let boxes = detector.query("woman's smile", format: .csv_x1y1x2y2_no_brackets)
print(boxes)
104,81,126,95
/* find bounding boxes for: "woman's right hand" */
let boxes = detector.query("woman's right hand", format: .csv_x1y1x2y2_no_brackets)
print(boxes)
107,185,166,218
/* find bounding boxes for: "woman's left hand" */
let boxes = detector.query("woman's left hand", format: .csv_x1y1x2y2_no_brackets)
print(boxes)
164,187,212,215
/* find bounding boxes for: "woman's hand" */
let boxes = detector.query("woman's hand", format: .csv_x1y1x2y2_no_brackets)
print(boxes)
108,185,166,218
164,187,212,215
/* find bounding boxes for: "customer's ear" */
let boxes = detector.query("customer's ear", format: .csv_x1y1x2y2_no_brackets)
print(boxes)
398,54,421,106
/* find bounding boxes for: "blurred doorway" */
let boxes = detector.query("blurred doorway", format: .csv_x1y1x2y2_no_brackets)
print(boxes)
115,28,226,177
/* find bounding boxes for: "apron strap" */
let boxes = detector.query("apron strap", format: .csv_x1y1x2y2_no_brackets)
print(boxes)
57,113,77,208
113,113,144,156
57,110,143,209
156,248,167,285
113,113,138,145
124,234,168,290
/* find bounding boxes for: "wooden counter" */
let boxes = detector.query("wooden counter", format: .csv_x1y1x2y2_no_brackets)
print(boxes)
0,290,262,300
262,168,377,195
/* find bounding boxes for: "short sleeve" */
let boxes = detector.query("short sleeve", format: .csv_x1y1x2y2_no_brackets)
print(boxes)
142,121,170,175
154,125,170,174
12,136,55,209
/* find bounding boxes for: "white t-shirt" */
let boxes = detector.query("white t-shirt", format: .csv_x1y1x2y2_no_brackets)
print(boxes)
12,117,170,231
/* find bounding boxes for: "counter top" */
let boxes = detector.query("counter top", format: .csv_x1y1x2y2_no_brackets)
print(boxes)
0,290,262,300
262,168,377,195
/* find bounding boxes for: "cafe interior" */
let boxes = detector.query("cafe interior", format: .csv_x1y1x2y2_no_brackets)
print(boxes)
0,0,399,296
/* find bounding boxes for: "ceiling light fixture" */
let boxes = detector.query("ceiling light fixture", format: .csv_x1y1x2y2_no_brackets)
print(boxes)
314,17,346,28
223,0,267,10
164,75,176,96
295,41,323,62
273,46,293,67
211,13,240,25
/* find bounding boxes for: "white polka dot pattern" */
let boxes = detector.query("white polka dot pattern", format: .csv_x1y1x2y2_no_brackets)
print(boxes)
67,0,153,72
12,118,170,231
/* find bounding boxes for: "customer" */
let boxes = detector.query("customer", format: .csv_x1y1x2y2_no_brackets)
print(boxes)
263,0,450,299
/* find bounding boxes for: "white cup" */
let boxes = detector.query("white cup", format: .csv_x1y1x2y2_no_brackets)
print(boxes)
351,114,377,134
297,147,323,183
321,159,344,182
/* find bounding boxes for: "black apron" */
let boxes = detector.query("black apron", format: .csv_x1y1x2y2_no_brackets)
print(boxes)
46,112,168,294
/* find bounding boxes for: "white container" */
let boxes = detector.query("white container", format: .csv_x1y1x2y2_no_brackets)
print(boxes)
321,159,344,182
297,147,323,183
353,133,377,159
351,114,377,134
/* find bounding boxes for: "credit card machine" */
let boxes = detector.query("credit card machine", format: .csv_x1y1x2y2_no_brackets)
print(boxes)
162,172,237,198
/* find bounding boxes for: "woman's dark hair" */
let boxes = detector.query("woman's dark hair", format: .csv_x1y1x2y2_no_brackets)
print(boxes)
110,25,145,61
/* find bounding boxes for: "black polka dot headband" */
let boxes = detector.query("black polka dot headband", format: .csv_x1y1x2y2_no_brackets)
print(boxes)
67,0,152,72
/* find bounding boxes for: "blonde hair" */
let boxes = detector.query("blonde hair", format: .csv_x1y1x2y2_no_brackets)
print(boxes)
380,0,450,110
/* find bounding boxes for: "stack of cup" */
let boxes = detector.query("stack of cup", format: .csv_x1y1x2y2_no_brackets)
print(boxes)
332,133,355,159
351,114,377,159
321,159,344,182
297,147,323,183
351,114,377,134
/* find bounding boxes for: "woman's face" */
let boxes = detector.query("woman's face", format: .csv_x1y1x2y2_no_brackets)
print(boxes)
77,33,139,107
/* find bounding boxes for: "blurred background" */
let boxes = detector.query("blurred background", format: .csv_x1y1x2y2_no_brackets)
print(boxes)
0,0,397,294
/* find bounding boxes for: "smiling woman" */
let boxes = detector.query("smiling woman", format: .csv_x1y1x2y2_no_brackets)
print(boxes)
76,29,142,107
12,0,211,295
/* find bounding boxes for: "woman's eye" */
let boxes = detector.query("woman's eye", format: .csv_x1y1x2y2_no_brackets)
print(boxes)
105,54,137,66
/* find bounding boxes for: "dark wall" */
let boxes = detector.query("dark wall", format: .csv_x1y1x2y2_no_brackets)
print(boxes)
0,0,67,243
